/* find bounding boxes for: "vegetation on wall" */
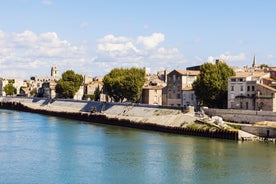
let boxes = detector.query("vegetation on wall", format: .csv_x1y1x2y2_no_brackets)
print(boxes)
192,61,235,108
103,67,146,102
55,70,83,98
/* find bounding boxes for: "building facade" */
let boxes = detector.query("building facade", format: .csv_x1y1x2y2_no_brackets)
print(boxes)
142,86,163,105
165,70,199,107
228,68,276,111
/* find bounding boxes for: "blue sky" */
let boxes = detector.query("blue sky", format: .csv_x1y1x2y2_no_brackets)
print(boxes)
0,0,275,78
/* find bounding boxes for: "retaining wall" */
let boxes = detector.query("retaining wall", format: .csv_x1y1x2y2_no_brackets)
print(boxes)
204,108,276,124
0,98,238,140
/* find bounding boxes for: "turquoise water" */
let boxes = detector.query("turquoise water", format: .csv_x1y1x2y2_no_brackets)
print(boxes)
0,110,275,184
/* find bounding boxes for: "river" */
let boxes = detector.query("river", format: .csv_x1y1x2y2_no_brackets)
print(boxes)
0,109,275,184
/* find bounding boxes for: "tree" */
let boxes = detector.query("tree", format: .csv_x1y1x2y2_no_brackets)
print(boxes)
103,67,146,102
94,85,101,101
30,88,37,97
55,70,83,98
192,61,235,108
259,64,269,69
4,82,17,96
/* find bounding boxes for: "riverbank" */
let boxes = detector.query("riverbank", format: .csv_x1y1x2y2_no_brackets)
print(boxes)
0,97,240,140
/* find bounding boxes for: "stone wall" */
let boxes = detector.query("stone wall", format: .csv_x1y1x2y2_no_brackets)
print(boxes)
204,108,276,124
240,125,276,138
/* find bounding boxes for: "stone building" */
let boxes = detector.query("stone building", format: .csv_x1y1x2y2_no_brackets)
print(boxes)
142,86,163,105
0,78,27,96
164,69,199,108
228,66,276,111
34,66,60,98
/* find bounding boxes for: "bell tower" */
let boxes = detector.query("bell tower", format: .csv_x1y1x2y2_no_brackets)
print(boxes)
51,66,58,78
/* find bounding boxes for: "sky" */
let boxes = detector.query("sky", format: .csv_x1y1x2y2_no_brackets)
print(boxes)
0,0,275,79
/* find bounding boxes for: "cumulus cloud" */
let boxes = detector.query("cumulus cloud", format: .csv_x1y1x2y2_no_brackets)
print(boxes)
96,33,186,74
137,33,165,49
207,52,247,64
0,30,186,78
0,30,86,78
218,52,246,61
97,34,139,58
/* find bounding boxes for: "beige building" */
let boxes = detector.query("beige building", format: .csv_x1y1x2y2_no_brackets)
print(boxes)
0,78,28,96
142,86,163,105
165,69,199,107
228,67,276,111
35,66,60,98
227,71,270,109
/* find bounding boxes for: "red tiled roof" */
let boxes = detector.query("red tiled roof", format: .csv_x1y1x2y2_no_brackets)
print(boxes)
257,83,276,92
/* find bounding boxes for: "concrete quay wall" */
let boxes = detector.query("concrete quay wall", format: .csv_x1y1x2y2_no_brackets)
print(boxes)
204,108,276,138
0,97,238,140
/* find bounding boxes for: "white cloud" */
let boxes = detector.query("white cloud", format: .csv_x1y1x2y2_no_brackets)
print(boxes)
218,52,246,61
97,34,139,58
0,30,186,78
0,30,87,78
207,56,215,63
137,33,165,49
207,52,247,64
96,33,186,74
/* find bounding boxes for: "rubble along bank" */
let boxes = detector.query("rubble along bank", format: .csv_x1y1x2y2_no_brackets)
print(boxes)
0,97,238,140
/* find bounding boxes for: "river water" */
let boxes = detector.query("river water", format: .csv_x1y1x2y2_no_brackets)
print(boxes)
0,109,275,184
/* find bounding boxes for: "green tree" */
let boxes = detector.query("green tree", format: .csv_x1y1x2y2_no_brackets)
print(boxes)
103,67,146,102
94,85,101,101
55,70,83,98
4,82,17,96
192,61,235,108
259,64,269,69
30,88,37,97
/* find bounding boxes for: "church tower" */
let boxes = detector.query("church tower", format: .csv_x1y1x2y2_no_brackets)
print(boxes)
252,55,257,68
51,66,59,78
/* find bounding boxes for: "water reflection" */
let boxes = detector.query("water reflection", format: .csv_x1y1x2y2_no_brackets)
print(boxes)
0,110,275,184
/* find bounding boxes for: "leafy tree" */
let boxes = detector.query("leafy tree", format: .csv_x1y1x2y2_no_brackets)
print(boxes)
4,82,17,96
30,88,37,97
192,61,235,108
103,67,146,102
259,64,269,69
55,70,83,98
94,85,101,101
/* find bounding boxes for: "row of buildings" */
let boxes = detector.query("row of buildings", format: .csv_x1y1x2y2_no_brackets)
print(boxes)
1,57,276,112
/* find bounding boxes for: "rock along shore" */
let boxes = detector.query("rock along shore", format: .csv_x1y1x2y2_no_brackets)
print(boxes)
0,97,239,140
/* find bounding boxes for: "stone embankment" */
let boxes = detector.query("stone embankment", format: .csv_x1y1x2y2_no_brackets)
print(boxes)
0,97,239,140
205,108,276,139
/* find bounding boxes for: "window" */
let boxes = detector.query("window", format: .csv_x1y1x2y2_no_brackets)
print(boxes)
252,86,255,91
231,86,234,91
173,75,176,82
183,94,186,100
177,94,181,99
191,94,194,100
247,86,250,91
240,86,243,91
